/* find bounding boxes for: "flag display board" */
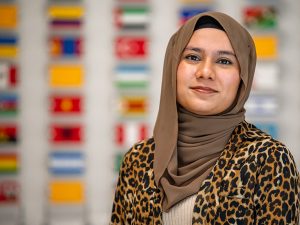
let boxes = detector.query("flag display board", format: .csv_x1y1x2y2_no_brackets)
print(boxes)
50,95,82,114
0,180,19,203
0,5,18,29
0,63,17,89
49,180,84,204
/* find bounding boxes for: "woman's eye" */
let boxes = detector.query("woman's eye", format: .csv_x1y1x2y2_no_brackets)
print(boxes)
185,54,200,61
218,59,232,65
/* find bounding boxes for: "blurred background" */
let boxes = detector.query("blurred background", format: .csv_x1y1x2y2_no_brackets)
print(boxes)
0,0,299,224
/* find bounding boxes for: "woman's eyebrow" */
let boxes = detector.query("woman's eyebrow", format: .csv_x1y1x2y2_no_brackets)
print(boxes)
184,47,236,58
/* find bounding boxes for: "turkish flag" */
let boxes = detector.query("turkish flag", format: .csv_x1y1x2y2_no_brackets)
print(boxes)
115,36,148,59
0,180,19,203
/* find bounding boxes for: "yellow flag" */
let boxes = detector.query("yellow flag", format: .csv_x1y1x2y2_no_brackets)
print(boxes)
49,65,83,87
48,6,84,19
253,35,277,60
0,46,18,58
0,5,17,29
49,181,84,204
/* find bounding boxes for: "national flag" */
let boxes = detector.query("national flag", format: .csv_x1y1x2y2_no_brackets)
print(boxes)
49,64,83,88
50,124,82,143
48,6,84,19
0,5,18,29
245,94,278,117
115,64,149,89
49,151,84,175
0,124,17,144
179,7,211,25
253,35,277,60
118,96,147,117
243,5,277,30
0,93,18,116
0,153,18,174
0,36,18,58
115,36,148,59
252,62,279,91
114,6,149,30
50,36,82,58
254,122,278,139
48,6,83,29
115,122,148,147
0,180,19,203
50,95,82,114
0,63,17,89
49,180,84,204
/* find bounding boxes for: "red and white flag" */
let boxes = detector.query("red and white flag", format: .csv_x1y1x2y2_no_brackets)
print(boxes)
0,63,17,89
115,36,148,59
115,122,148,147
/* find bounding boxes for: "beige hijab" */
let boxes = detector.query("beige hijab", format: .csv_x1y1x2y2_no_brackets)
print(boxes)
153,11,257,211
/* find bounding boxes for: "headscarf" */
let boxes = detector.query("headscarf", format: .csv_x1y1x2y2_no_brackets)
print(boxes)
153,11,257,212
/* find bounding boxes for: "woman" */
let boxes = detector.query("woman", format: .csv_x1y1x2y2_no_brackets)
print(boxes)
110,11,300,224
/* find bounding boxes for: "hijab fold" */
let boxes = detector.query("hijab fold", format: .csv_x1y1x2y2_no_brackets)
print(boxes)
153,11,257,211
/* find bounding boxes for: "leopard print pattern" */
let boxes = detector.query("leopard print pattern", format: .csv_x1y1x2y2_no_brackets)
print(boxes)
110,121,300,224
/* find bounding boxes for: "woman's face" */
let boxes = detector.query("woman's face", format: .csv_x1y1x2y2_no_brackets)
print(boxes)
176,28,240,116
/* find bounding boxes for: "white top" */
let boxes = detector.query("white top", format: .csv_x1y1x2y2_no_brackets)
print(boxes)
162,194,197,225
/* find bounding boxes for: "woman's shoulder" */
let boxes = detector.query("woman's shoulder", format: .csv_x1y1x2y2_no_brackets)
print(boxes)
234,121,296,166
122,137,156,169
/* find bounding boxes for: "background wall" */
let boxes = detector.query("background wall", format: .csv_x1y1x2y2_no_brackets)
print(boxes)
0,0,299,224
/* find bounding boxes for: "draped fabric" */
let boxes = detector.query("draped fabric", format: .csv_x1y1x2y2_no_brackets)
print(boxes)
153,11,257,211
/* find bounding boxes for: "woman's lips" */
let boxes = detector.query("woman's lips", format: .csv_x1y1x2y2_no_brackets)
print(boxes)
190,86,218,93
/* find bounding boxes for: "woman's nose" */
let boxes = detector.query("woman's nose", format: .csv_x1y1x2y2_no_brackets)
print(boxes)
195,60,214,80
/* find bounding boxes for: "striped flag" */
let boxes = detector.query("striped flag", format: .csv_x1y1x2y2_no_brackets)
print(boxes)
0,180,19,203
115,64,149,90
243,5,277,30
0,63,17,89
115,36,148,59
0,5,17,29
49,151,84,175
179,7,211,25
245,94,278,117
49,180,84,204
49,64,83,88
114,6,149,30
48,6,84,29
0,152,18,174
0,35,18,58
50,95,82,114
253,35,277,60
118,96,148,117
50,124,82,143
50,36,82,58
0,93,18,116
0,124,17,144
115,122,148,147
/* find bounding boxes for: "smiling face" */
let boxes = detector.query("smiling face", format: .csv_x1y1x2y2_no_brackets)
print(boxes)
176,28,241,116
